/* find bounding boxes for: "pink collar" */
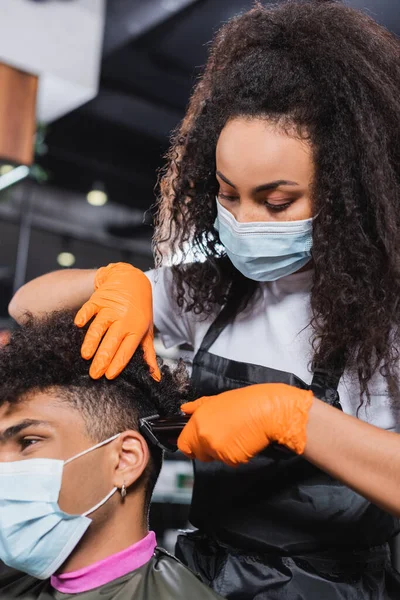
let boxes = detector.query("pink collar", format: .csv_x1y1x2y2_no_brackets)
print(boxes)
51,531,156,594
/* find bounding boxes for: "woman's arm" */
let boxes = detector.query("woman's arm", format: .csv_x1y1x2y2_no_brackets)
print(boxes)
178,384,400,517
305,399,400,517
9,269,96,323
9,263,160,380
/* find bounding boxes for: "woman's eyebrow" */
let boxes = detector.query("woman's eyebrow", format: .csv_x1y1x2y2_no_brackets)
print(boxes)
216,171,299,192
216,171,237,189
254,180,299,193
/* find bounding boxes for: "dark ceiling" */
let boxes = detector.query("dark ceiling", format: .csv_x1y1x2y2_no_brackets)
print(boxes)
36,0,400,212
38,0,256,213
0,0,399,322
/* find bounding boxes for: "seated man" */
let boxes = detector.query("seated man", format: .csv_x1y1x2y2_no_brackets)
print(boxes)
0,311,222,600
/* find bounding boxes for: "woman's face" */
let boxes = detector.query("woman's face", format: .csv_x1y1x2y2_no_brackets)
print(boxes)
216,117,314,223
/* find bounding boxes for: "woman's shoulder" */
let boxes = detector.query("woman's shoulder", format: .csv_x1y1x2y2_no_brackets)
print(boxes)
146,266,216,349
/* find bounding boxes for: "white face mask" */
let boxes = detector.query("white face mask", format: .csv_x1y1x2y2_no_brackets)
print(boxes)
214,199,313,281
0,433,120,579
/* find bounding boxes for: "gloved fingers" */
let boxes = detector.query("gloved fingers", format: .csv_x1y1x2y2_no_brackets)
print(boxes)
94,264,116,288
178,424,244,465
89,320,130,379
220,445,251,467
191,450,214,463
194,437,248,465
81,312,113,360
105,333,143,380
75,301,98,328
177,437,195,459
180,396,211,415
177,422,197,458
177,421,214,462
178,437,213,462
141,329,161,381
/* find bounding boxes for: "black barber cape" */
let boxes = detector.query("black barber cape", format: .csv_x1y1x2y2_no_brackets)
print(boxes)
0,549,223,600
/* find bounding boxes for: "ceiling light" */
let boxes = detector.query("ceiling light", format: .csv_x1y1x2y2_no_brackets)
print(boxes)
57,252,76,268
0,164,14,176
87,189,108,206
0,165,30,191
87,182,108,206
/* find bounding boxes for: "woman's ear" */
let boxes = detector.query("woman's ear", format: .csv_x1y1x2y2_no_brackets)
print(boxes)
112,431,150,489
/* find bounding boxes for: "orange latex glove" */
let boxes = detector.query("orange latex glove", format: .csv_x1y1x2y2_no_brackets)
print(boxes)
178,384,314,466
74,263,160,381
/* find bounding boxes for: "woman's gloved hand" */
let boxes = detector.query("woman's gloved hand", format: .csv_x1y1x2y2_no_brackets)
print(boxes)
178,384,314,466
74,263,160,381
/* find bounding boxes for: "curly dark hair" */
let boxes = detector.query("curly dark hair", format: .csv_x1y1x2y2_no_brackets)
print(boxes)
154,0,400,402
0,311,192,506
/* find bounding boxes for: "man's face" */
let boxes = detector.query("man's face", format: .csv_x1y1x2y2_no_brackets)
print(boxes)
0,392,119,517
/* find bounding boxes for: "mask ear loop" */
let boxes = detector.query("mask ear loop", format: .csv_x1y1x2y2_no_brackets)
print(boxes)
64,433,120,466
63,433,122,518
81,487,119,518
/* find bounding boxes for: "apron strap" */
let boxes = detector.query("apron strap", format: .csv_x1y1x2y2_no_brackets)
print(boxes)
197,305,345,404
311,362,343,390
197,305,231,353
310,362,344,408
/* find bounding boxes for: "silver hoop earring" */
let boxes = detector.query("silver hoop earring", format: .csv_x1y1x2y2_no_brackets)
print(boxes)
121,483,127,498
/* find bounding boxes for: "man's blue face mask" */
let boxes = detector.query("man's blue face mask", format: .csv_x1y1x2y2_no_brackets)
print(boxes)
214,198,313,281
0,433,120,580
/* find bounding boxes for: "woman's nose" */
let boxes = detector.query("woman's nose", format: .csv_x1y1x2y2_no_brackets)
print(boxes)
234,202,265,223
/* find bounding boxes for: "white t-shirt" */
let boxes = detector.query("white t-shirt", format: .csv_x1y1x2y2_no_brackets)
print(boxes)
146,267,400,432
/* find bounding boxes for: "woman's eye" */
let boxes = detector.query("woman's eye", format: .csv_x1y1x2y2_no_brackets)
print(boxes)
264,200,293,212
218,193,238,202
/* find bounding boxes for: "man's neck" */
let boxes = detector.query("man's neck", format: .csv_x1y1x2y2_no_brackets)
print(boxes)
59,502,148,573
51,531,156,594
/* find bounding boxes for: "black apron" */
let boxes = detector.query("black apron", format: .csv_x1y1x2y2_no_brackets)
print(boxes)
175,309,400,599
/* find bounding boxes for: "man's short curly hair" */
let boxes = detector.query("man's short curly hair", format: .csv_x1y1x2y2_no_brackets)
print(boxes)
0,311,192,505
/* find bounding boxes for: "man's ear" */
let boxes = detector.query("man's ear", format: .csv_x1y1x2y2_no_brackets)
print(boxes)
111,431,150,490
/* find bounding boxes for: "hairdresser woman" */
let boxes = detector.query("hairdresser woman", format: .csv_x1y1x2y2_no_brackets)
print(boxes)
9,2,400,598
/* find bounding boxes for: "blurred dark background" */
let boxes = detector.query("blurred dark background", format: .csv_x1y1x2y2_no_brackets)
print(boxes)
0,0,399,552
1,0,399,324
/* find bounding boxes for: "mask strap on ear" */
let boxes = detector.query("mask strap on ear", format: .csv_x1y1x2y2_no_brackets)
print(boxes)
64,433,121,466
81,486,119,518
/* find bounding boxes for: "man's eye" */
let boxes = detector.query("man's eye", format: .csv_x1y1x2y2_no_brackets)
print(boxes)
19,438,40,450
